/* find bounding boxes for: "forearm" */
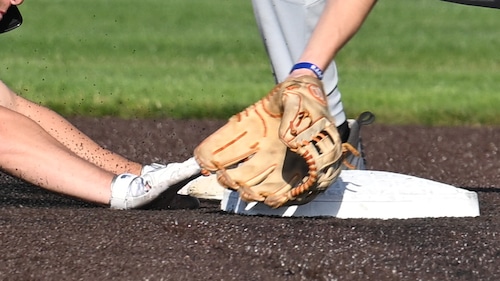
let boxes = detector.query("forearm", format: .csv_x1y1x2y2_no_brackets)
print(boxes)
292,0,377,77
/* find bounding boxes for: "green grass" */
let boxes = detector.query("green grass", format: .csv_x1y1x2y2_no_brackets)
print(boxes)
1,0,272,119
1,0,499,125
336,0,500,125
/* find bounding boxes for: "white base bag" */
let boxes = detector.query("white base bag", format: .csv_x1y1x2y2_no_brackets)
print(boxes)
220,170,480,219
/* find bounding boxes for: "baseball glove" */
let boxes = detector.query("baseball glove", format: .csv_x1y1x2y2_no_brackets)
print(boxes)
194,76,344,208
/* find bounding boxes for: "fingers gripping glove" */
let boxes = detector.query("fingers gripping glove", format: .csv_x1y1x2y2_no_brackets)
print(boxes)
278,75,344,197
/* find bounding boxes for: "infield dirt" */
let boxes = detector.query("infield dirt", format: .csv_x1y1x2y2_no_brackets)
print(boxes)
0,117,499,280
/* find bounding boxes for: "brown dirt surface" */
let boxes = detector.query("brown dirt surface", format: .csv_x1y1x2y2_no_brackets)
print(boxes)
1,117,499,281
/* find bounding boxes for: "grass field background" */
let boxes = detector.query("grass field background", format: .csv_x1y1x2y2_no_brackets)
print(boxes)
0,0,499,125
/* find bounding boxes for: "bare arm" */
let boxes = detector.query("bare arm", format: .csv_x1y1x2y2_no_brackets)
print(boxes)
290,0,377,77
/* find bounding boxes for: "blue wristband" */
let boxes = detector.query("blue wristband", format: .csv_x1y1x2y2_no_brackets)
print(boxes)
290,62,324,80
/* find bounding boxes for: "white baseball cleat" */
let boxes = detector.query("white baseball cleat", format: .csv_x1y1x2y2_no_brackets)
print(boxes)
110,158,201,209
141,162,169,175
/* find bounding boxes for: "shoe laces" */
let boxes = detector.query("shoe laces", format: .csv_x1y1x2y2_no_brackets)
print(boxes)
341,142,360,170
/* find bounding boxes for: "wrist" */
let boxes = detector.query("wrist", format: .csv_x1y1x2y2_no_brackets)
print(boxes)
289,68,317,79
290,62,324,80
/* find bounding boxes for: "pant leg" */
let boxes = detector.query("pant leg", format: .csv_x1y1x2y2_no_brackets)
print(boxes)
251,0,347,125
